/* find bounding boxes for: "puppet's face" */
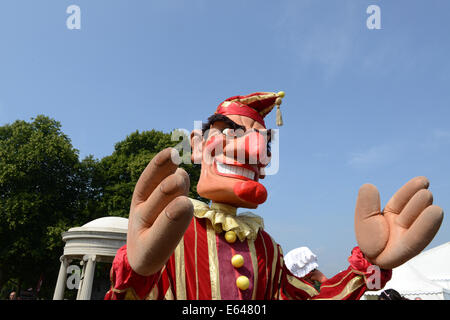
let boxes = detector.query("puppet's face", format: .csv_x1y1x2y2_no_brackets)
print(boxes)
191,114,271,209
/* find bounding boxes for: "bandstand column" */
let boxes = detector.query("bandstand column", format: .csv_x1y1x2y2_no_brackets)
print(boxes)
53,256,69,300
76,260,85,300
78,255,96,300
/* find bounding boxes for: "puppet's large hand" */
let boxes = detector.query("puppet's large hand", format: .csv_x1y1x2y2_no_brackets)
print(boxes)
354,176,443,270
126,148,193,276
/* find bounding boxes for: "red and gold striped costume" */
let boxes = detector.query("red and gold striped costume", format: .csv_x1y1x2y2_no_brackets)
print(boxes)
105,200,391,300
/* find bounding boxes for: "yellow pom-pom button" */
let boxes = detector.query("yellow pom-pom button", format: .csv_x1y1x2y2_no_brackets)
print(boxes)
224,231,237,243
231,254,244,268
236,276,250,291
277,91,285,98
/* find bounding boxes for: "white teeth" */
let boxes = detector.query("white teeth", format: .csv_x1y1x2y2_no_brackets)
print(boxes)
216,162,255,180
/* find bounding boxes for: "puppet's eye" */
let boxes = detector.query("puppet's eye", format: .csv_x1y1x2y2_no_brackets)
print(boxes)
222,128,236,137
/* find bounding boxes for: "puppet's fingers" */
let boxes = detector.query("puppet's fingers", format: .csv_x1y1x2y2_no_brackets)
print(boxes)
128,196,194,276
375,205,444,269
396,189,433,229
355,184,381,220
384,176,429,215
401,205,443,258
132,147,180,207
354,184,389,260
131,168,190,229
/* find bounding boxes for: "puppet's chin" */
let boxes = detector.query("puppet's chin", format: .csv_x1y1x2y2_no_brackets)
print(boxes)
233,181,267,205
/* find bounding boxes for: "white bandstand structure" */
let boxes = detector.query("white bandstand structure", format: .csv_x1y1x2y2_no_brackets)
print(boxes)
52,217,128,300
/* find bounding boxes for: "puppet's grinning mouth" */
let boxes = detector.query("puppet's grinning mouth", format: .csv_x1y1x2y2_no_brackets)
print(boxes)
216,162,256,180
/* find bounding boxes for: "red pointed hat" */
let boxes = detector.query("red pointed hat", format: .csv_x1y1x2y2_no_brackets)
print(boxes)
215,91,285,128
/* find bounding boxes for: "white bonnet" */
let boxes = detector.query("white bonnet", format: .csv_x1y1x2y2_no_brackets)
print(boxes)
284,247,319,278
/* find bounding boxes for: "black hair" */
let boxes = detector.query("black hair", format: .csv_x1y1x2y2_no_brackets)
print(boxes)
379,289,408,300
201,114,245,135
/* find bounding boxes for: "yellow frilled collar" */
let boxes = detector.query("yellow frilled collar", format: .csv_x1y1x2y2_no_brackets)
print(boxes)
189,198,264,242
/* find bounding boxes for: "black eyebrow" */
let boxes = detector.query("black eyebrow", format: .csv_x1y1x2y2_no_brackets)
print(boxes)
202,114,246,135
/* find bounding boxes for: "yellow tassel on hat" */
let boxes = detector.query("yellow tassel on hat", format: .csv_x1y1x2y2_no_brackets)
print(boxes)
275,91,285,126
276,105,283,126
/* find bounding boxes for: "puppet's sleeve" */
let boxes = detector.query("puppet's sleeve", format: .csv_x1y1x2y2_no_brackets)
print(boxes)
278,247,392,300
104,244,161,300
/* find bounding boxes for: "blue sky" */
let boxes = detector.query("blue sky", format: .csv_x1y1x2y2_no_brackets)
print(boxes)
1,0,449,276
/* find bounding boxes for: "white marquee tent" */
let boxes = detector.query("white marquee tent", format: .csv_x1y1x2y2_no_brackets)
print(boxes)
363,242,450,300
408,242,450,291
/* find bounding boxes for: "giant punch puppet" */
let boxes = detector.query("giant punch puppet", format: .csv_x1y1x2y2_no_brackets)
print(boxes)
105,92,444,300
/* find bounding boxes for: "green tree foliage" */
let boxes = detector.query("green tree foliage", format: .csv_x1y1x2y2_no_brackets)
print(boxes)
0,116,203,299
0,115,90,298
